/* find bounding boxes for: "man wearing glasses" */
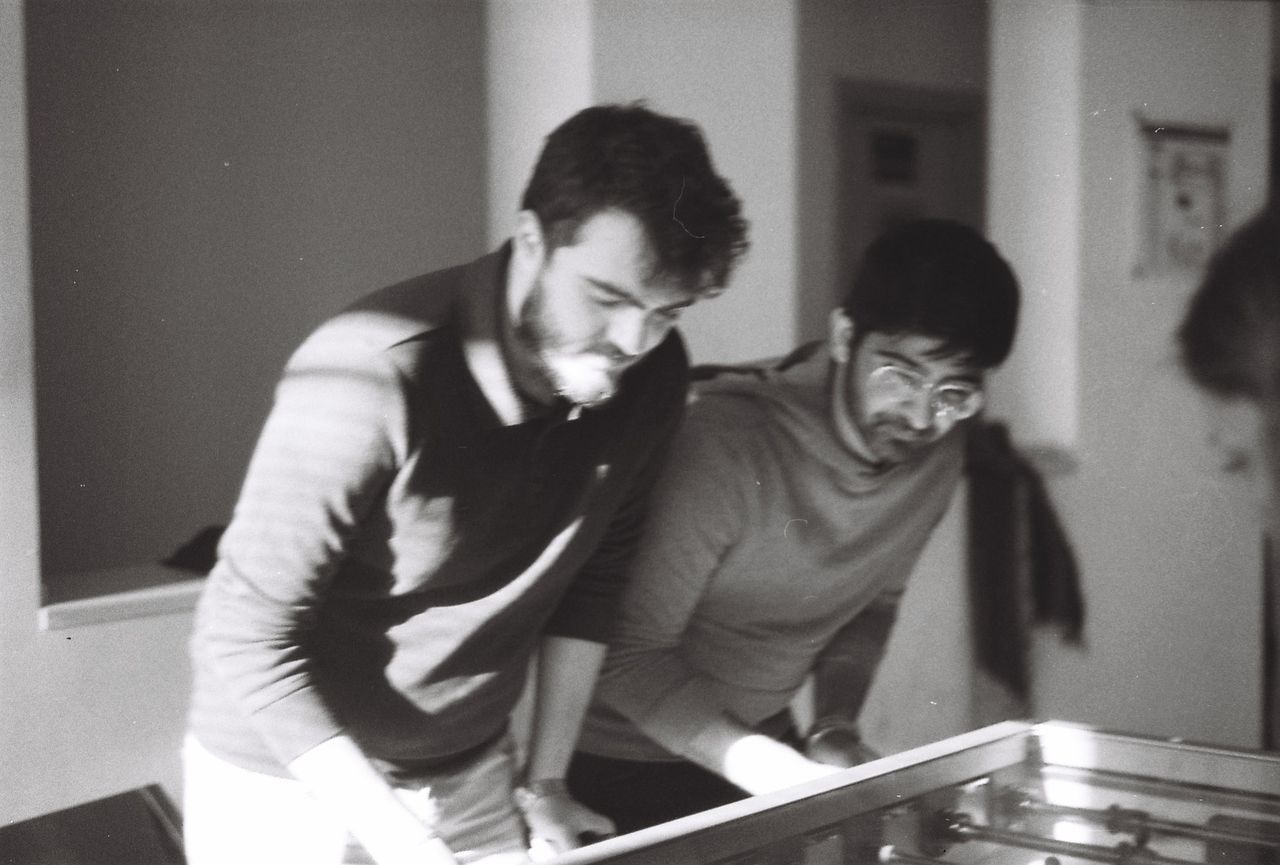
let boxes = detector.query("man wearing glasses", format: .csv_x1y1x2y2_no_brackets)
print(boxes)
563,219,1021,833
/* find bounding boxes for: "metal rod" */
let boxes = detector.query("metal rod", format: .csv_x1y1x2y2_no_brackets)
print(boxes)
880,847,1065,865
945,813,1203,865
1013,795,1280,849
878,845,950,865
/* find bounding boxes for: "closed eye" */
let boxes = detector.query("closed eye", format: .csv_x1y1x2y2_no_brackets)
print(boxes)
879,365,925,388
590,291,628,308
585,279,639,308
936,386,977,408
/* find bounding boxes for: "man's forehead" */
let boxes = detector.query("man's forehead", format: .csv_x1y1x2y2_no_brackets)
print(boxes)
865,331,983,377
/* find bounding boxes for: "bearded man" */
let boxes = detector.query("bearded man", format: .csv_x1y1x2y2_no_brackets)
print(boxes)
568,219,1020,833
183,103,748,865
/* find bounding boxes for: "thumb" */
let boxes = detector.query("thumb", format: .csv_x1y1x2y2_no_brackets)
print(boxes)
576,807,616,838
534,818,578,849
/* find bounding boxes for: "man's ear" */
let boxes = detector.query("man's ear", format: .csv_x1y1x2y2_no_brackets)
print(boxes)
507,211,548,316
513,210,546,266
828,309,855,364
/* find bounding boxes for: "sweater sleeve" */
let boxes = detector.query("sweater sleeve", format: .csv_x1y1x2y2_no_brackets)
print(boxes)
591,407,753,758
191,325,408,766
809,584,903,726
543,337,690,644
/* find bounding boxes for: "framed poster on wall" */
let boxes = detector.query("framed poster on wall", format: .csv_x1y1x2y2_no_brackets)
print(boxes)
1138,119,1230,276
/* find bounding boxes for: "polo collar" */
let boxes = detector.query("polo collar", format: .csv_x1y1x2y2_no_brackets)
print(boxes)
458,242,554,427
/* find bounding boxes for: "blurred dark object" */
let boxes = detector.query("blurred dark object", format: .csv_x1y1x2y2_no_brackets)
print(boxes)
0,785,185,865
1204,813,1280,864
162,525,226,574
1265,536,1277,751
966,422,1085,701
804,721,881,768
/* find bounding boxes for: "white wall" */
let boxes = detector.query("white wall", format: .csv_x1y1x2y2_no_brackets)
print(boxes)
1027,0,1272,747
985,1,1083,453
3,1,488,825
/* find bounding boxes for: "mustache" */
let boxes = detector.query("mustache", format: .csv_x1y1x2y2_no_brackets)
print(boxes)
515,324,628,365
554,343,636,367
871,419,935,443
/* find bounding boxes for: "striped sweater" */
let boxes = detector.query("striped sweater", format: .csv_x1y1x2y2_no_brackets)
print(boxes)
188,245,689,776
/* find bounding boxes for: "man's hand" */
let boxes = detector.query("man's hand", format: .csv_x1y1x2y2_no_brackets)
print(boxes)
716,733,842,794
803,719,880,769
515,779,615,861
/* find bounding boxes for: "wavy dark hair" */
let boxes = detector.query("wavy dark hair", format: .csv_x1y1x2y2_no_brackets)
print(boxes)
1178,207,1280,401
841,218,1020,369
521,102,749,294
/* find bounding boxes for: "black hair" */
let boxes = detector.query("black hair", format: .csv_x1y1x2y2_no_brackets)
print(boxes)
1177,207,1280,401
841,218,1020,369
520,102,749,294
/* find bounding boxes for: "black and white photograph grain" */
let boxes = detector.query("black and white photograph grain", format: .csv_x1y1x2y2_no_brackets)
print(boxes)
3,2,1280,864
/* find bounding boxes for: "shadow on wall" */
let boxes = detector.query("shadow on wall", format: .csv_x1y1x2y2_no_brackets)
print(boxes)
0,785,184,865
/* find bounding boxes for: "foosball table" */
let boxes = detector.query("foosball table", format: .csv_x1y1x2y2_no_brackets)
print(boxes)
552,721,1280,865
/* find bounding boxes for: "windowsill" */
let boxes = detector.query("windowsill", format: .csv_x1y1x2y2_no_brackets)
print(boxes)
39,564,205,631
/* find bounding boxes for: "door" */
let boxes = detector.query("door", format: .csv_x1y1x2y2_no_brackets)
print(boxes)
834,82,985,314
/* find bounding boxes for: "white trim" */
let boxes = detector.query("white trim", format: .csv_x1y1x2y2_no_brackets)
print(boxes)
39,565,203,631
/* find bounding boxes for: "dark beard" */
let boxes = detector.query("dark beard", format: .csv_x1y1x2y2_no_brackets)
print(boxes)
512,279,617,408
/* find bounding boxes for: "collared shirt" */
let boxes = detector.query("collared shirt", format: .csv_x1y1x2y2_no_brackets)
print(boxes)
189,244,689,775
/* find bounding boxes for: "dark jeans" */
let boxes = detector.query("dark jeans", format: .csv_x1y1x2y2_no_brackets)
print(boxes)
566,751,748,836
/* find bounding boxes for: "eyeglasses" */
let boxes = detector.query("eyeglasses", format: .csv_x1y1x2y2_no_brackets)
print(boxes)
866,364,984,422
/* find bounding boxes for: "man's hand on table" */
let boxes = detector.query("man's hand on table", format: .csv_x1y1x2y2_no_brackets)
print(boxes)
515,778,616,861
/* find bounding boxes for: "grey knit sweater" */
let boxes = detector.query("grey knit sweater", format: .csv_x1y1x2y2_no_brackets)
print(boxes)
578,344,963,762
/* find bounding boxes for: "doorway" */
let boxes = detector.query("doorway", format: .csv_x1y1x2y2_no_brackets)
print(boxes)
833,81,985,315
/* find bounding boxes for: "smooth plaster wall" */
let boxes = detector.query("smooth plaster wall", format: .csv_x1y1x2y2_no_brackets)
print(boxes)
985,1,1083,452
27,0,488,581
1028,0,1272,747
4,0,487,824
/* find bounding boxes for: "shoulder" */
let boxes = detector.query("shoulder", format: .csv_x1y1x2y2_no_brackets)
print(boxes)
682,347,819,437
661,384,773,485
686,342,825,423
284,253,499,388
302,268,464,359
685,387,773,439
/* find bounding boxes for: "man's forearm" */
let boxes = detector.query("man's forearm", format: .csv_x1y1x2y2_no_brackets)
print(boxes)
602,665,840,795
810,656,877,724
811,594,900,724
288,734,457,865
526,636,607,782
522,636,617,856
682,714,839,795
